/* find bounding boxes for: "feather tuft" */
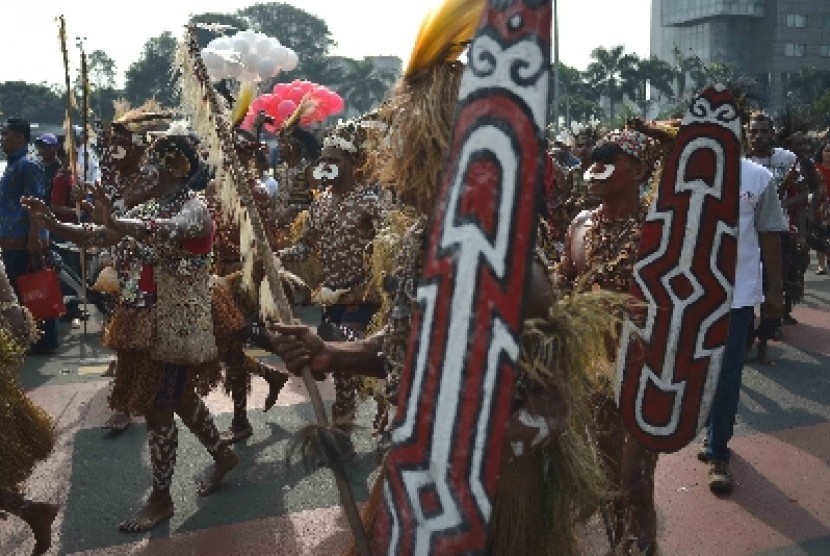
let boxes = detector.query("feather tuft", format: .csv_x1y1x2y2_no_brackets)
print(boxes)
404,0,486,81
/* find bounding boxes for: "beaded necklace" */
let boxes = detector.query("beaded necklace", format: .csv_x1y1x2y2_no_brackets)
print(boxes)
582,199,648,294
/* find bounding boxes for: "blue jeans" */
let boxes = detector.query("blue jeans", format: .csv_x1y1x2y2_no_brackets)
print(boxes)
705,306,754,463
2,249,58,351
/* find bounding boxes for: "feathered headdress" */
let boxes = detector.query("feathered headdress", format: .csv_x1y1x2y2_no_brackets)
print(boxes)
367,0,486,213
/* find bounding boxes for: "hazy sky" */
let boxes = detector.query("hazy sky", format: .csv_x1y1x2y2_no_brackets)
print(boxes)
4,0,651,87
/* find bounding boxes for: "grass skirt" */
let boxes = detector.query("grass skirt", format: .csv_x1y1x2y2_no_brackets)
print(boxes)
0,315,54,492
103,283,242,415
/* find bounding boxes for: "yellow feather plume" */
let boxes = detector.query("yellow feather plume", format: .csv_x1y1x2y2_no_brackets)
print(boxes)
404,0,486,80
282,94,318,133
232,79,256,128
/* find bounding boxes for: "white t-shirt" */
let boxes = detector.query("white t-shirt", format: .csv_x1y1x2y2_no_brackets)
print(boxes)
750,147,796,226
733,158,787,308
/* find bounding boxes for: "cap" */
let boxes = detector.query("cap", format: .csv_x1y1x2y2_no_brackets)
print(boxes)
35,133,59,147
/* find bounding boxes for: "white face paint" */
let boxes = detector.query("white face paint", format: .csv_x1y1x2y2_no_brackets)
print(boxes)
312,162,339,181
583,163,615,183
110,145,127,160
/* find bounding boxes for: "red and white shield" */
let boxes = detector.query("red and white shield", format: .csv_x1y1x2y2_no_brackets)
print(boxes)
616,86,742,453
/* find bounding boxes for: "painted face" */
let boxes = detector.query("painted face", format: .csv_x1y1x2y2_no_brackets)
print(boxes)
312,161,339,182
585,144,640,200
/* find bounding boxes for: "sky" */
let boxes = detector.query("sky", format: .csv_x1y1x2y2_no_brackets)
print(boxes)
3,0,651,88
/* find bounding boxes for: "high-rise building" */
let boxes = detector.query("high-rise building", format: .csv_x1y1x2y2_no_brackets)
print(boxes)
651,0,830,110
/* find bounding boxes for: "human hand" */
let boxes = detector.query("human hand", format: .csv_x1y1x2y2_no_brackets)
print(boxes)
262,322,332,378
21,197,58,229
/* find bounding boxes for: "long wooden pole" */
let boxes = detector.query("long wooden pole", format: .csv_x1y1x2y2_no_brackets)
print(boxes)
177,25,370,556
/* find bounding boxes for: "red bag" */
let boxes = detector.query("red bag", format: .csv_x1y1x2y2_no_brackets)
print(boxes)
16,268,66,320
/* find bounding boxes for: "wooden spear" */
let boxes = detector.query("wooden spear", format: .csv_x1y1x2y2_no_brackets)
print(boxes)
176,25,370,556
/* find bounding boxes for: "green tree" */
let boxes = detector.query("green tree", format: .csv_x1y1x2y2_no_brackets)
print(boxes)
86,49,121,121
237,3,335,61
124,32,179,108
550,62,601,127
335,57,398,114
0,81,65,123
672,47,706,99
625,55,676,117
189,12,250,48
285,55,342,85
584,45,638,125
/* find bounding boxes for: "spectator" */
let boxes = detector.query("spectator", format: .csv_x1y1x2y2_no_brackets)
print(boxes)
0,118,57,354
34,133,60,203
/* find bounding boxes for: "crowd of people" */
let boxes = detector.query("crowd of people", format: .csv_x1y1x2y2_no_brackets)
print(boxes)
2,6,830,556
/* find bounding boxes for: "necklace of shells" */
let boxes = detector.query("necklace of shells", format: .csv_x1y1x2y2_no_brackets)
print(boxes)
582,200,649,293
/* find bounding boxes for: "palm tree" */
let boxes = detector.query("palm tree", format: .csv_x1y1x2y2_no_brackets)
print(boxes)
625,56,676,117
336,57,398,114
672,46,706,99
584,45,638,125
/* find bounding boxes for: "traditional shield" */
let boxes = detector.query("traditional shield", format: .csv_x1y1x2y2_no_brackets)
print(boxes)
616,86,742,453
370,0,551,553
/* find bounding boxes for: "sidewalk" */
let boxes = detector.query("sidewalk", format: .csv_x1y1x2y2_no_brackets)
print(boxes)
1,270,828,555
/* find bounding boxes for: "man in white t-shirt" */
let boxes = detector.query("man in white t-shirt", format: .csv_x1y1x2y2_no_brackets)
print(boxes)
746,112,802,327
700,155,786,494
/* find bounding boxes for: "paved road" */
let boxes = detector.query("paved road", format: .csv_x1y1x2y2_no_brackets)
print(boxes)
1,268,828,555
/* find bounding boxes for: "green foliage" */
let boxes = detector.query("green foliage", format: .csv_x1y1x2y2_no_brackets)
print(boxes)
237,3,335,60
0,81,65,123
124,31,179,109
584,45,638,125
335,57,398,114
624,55,675,117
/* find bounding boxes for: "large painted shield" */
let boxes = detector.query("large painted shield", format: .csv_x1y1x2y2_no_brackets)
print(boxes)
370,0,551,553
616,85,742,453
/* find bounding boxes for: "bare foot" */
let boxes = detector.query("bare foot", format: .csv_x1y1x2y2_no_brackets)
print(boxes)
118,491,174,533
22,502,59,555
102,410,131,434
197,448,238,496
220,421,253,444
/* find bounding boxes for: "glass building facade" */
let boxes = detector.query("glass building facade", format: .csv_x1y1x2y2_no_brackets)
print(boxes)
651,0,830,109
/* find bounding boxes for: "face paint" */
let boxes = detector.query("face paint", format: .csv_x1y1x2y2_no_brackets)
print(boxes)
312,162,339,181
110,145,127,160
584,164,615,183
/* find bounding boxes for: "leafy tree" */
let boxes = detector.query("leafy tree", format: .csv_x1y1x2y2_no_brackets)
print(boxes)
189,12,250,48
584,45,638,124
625,55,675,117
335,57,398,114
124,31,179,108
672,46,706,99
237,3,335,61
549,62,601,127
84,50,122,121
285,55,342,85
0,81,65,123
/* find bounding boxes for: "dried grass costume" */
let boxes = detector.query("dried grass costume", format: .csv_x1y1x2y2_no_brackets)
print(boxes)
349,2,614,553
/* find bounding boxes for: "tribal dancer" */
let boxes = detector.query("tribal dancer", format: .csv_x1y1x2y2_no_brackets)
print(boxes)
260,1,614,552
95,106,173,433
207,124,297,443
272,124,321,231
0,257,59,555
25,134,238,533
555,129,662,555
278,119,383,432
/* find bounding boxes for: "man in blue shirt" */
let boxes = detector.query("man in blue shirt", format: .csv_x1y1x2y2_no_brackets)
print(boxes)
1,118,57,353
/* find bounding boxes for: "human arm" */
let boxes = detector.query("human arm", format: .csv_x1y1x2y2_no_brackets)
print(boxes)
278,204,319,262
22,196,123,248
256,322,387,378
755,177,786,320
101,187,212,243
22,161,47,262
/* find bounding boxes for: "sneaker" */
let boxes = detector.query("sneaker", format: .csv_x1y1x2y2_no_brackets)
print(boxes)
708,461,733,494
817,268,828,276
71,318,82,329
